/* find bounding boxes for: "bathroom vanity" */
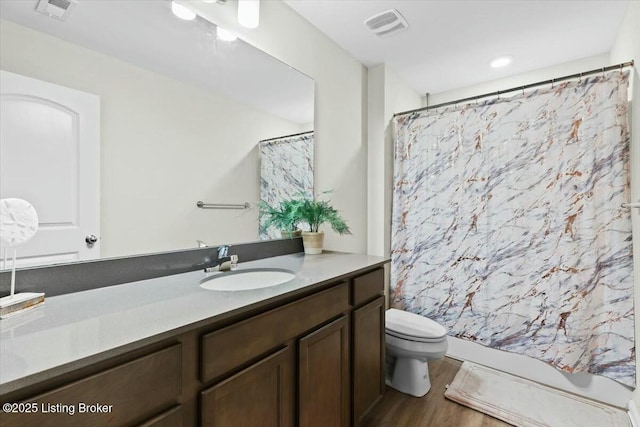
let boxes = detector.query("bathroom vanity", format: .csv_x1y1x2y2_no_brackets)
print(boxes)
0,252,388,426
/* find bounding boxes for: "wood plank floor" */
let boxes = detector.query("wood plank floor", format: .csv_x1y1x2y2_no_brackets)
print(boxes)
361,357,513,427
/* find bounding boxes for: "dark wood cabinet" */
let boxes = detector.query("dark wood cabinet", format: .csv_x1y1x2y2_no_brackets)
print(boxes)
1,266,386,427
299,315,350,427
138,406,183,427
200,346,294,427
352,296,386,424
200,283,349,384
0,344,182,427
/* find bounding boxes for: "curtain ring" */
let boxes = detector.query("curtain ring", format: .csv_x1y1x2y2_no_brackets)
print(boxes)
551,78,555,89
601,67,605,77
578,72,582,82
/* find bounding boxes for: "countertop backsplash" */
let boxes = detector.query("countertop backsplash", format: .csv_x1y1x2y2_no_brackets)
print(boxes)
0,238,304,298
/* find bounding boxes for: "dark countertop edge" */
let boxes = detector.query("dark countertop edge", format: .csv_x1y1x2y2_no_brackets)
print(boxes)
0,257,390,396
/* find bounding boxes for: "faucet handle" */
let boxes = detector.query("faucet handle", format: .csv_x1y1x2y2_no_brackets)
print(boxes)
217,245,229,258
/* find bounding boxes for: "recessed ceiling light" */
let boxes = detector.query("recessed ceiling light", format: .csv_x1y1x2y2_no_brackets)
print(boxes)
171,1,196,20
217,27,238,42
490,56,512,68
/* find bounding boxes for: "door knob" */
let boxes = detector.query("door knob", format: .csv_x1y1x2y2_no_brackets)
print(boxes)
85,234,98,244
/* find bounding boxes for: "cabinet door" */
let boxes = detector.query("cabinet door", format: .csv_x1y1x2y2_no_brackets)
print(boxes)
353,296,385,425
299,315,350,427
200,346,294,427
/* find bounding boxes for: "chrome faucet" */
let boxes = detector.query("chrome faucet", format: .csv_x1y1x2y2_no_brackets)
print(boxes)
204,245,238,272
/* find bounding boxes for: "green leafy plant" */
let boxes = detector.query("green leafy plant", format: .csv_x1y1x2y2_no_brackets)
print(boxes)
298,192,351,235
258,198,304,235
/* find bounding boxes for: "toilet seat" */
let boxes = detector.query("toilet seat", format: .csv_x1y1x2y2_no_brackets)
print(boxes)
386,329,446,343
386,308,447,341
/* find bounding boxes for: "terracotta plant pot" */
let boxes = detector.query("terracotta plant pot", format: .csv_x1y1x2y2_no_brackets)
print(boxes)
280,229,302,238
301,231,324,255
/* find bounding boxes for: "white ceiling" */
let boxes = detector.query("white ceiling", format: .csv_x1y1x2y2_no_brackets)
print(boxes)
1,1,629,118
284,0,630,95
0,0,314,124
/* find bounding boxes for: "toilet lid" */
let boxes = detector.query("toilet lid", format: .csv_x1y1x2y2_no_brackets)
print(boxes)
386,308,447,340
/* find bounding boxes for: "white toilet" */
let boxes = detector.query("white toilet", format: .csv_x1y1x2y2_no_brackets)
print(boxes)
385,308,448,397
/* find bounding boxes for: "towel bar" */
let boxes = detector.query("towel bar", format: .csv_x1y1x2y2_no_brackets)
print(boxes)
196,201,250,210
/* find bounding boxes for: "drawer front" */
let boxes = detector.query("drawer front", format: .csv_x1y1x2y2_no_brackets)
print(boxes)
1,344,182,427
352,268,384,307
201,282,349,383
138,405,183,427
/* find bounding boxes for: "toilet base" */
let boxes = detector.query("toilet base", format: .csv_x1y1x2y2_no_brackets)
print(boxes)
386,356,431,397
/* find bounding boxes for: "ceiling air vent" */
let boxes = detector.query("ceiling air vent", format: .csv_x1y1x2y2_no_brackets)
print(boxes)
35,0,78,22
364,9,408,38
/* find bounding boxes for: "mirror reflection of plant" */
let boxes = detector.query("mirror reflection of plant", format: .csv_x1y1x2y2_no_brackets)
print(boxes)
258,198,305,235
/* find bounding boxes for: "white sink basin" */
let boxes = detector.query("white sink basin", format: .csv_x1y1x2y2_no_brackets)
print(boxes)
200,268,296,291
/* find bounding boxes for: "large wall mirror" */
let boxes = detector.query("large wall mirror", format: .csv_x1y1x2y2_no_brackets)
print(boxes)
0,0,314,269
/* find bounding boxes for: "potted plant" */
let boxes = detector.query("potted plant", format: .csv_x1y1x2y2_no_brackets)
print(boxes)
258,199,304,238
297,193,351,254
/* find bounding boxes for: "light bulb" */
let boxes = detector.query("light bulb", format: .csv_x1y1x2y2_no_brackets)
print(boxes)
171,1,196,20
238,0,260,29
217,27,238,42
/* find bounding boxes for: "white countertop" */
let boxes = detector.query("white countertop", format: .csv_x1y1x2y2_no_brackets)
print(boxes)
0,252,388,394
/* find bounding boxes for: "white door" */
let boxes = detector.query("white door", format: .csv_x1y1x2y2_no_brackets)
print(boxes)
0,70,100,268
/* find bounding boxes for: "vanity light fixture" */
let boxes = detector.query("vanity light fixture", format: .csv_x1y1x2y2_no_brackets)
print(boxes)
171,1,196,20
217,27,238,41
238,0,260,29
490,56,512,68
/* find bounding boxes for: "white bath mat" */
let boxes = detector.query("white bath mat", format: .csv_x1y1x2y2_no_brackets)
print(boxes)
444,362,630,427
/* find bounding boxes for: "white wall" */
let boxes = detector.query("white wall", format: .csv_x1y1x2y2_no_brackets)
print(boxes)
428,53,610,105
367,65,385,257
610,0,640,416
367,64,424,258
187,0,368,254
367,64,423,308
0,19,302,257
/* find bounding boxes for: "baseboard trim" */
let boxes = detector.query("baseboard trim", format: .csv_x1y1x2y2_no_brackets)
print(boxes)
629,400,640,427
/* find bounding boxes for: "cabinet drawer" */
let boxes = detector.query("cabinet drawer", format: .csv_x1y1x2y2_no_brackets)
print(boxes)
352,268,384,307
201,282,349,383
2,344,182,427
138,405,182,427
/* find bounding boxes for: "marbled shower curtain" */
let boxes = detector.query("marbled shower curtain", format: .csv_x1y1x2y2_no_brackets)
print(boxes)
391,72,634,386
259,132,314,239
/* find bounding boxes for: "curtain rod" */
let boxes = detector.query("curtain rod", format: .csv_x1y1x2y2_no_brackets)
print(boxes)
394,60,634,118
259,130,314,144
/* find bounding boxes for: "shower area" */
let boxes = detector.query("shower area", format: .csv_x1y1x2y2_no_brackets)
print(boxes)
390,67,635,405
258,131,314,239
